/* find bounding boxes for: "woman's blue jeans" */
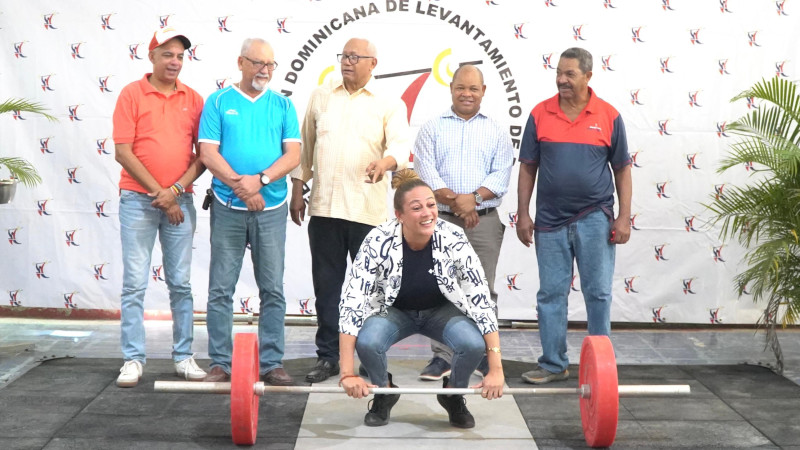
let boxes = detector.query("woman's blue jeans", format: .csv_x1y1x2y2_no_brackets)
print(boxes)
356,302,485,388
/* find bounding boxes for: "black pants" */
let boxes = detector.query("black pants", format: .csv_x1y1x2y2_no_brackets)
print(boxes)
308,216,374,363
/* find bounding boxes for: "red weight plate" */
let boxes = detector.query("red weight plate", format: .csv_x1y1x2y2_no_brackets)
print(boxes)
579,335,619,448
231,333,260,445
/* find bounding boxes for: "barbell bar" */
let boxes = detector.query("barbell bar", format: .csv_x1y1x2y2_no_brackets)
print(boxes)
153,333,691,447
155,381,689,397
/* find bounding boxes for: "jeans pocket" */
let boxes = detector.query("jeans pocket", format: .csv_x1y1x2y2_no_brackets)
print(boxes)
119,189,146,207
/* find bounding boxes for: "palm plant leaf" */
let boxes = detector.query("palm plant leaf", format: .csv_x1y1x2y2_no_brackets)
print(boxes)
1,98,57,188
0,98,58,121
0,156,42,187
722,116,800,176
731,77,800,141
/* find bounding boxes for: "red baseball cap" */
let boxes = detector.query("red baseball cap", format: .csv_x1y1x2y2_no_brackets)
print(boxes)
148,27,191,51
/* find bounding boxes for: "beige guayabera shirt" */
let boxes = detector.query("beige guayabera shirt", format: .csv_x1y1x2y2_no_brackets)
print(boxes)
291,77,410,226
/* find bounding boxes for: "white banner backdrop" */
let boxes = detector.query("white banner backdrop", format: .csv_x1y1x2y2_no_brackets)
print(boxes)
1,0,798,324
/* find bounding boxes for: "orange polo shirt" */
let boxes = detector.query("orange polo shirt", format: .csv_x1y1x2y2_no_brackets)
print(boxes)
112,74,203,193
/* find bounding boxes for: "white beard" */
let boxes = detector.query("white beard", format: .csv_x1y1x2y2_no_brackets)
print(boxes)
252,76,269,91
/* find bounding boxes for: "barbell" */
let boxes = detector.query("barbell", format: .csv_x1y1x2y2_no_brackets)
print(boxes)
154,333,690,447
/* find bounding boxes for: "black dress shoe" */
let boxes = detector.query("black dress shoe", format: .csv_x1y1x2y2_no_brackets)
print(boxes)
305,359,339,383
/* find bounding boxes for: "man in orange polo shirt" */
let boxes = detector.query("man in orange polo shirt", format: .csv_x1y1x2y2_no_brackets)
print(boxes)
112,27,206,387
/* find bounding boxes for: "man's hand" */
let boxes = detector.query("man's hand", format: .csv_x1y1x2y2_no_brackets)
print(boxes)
242,195,265,212
229,174,265,211
164,203,185,225
612,215,631,244
231,174,262,201
452,193,477,216
433,188,457,209
149,189,184,225
450,194,480,229
149,188,179,210
290,180,307,226
365,158,393,184
461,209,479,229
290,194,306,226
516,213,534,247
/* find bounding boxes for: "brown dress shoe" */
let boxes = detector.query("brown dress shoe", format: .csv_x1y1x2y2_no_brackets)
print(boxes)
262,367,295,386
203,366,230,382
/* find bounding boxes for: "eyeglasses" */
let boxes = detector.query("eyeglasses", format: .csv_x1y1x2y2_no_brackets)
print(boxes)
241,55,278,71
337,54,375,65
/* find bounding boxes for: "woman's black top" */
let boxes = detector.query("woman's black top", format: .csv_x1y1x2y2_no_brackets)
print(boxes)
392,237,449,311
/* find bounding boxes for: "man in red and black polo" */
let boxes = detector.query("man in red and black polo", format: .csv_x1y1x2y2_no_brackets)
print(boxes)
516,47,632,385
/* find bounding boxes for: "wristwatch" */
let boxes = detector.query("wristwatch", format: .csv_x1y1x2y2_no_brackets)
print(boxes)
260,173,271,186
473,191,483,205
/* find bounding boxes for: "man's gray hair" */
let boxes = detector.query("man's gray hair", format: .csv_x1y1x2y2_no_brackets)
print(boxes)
349,37,378,58
560,47,593,73
241,38,271,55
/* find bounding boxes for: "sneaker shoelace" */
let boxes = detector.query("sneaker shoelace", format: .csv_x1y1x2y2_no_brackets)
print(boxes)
454,396,469,414
367,394,397,414
121,360,139,375
179,353,198,378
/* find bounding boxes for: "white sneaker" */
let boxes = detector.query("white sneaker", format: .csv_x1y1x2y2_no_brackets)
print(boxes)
117,360,143,388
175,354,206,381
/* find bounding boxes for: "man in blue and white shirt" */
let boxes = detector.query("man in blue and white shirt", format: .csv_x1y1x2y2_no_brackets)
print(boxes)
413,65,514,381
198,38,301,386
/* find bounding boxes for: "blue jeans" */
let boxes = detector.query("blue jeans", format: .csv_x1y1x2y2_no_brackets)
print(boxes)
356,303,485,388
207,201,288,375
534,209,615,373
119,190,197,364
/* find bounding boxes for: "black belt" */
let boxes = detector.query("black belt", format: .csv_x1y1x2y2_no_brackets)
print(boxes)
440,207,496,217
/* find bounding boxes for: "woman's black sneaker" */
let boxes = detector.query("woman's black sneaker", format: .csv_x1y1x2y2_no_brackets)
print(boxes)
364,373,400,426
437,376,475,428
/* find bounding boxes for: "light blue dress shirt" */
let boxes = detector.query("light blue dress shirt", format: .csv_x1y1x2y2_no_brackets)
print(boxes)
413,108,514,212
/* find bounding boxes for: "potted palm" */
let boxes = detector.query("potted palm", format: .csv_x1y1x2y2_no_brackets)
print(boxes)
707,77,800,374
0,98,56,203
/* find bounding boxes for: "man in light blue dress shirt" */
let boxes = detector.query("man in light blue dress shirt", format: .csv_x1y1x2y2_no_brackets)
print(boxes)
413,65,514,380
